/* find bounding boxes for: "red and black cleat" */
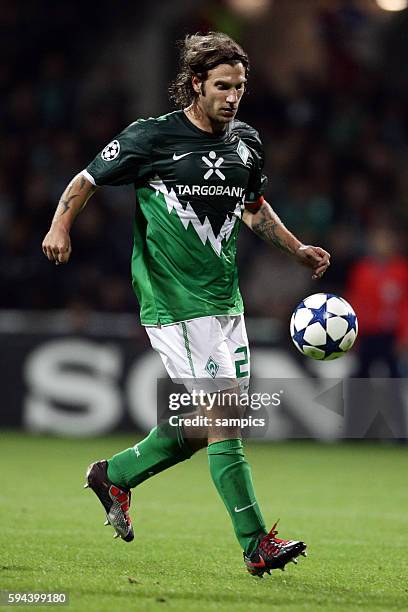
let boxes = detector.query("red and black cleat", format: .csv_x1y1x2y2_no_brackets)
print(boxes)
244,520,307,577
84,460,134,542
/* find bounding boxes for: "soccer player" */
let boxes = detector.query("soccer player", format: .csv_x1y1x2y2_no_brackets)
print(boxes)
42,32,330,576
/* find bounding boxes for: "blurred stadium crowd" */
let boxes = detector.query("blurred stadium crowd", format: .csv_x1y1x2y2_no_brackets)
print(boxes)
1,1,407,359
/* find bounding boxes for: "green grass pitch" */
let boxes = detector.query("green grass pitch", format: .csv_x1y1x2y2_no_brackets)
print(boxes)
1,433,407,611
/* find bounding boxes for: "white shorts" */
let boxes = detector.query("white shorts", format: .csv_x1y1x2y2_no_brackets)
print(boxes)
146,314,250,392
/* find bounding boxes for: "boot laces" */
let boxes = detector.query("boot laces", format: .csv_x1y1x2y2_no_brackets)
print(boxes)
110,487,132,524
260,519,290,556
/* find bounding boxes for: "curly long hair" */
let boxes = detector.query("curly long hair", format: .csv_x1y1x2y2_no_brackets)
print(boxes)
169,32,249,108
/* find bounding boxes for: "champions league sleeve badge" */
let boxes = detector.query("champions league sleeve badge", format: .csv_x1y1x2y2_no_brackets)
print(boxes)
101,140,120,161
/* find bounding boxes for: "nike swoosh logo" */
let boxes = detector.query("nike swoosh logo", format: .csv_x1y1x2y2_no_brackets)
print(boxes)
173,152,193,160
234,501,256,513
247,555,265,568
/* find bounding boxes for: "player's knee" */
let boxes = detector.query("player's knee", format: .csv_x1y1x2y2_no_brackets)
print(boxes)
208,425,242,442
210,389,245,421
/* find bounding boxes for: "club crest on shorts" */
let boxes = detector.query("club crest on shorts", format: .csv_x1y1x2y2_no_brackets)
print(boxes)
101,140,120,161
205,356,219,378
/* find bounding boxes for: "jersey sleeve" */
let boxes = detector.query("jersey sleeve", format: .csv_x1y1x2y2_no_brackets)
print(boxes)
242,128,268,207
84,119,156,187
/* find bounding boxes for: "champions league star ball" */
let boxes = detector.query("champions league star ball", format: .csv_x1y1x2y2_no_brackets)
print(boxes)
290,293,358,360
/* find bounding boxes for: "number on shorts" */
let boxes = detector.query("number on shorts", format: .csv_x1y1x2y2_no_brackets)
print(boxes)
234,346,249,378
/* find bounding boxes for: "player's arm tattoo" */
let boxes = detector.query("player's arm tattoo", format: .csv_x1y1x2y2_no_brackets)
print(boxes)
244,201,301,255
56,174,96,217
59,189,79,215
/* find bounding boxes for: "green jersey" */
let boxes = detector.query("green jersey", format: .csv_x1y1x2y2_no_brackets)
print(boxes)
85,110,267,325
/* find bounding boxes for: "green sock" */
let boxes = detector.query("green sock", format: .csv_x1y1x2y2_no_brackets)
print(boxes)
107,418,194,489
208,439,266,556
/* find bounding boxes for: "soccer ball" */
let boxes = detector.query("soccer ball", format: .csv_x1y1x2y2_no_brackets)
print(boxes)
290,293,358,360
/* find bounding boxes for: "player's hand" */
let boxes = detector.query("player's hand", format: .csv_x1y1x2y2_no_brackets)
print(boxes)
295,245,331,280
42,223,72,265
